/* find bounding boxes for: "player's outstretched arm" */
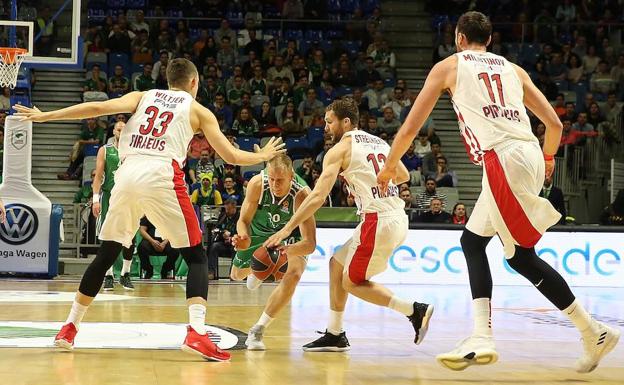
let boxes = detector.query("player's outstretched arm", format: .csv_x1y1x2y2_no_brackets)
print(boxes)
0,198,5,223
281,188,317,258
232,175,262,251
13,92,145,122
194,101,285,165
91,146,106,217
264,146,343,248
378,58,452,189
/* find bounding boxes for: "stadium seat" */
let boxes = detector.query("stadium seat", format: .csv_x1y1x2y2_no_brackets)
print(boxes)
83,144,101,157
82,156,97,185
307,126,325,151
250,94,269,108
243,170,261,180
285,137,309,159
240,163,264,178
9,94,29,113
236,136,260,152
85,52,107,70
108,53,130,76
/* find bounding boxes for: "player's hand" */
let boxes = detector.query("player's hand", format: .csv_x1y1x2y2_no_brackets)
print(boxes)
254,136,286,161
545,158,555,179
13,105,49,122
377,164,398,194
263,228,289,249
232,234,251,250
92,201,101,217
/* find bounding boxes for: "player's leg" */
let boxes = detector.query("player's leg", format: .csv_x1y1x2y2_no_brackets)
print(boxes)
246,255,307,350
436,192,498,371
230,246,255,281
119,239,136,290
340,213,433,345
99,191,116,290
302,244,351,352
55,187,140,350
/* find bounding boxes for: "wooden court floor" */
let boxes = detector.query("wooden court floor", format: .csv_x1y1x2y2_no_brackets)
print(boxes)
0,279,622,385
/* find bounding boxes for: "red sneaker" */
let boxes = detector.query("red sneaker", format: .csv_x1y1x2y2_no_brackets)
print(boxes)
181,326,231,362
54,323,78,350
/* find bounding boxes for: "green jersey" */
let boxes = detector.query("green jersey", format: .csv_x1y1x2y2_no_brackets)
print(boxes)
250,170,308,240
102,144,120,193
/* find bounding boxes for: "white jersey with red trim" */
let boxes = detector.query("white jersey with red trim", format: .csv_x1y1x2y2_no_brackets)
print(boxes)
452,50,537,165
118,89,194,165
339,130,405,213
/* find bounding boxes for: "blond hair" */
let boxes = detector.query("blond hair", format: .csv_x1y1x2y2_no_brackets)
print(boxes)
267,153,293,172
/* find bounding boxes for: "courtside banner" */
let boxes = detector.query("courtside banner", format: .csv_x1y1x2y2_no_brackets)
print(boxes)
0,118,54,274
302,228,623,287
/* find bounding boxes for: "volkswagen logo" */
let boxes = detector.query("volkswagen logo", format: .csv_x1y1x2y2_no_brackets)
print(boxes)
0,203,39,245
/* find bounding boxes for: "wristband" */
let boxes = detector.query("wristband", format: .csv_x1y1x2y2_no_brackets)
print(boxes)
93,193,100,201
543,154,554,161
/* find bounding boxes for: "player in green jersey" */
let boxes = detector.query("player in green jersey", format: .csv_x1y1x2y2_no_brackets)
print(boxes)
231,154,316,350
92,122,135,290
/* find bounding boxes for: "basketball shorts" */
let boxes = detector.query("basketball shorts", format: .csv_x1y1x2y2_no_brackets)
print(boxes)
333,208,408,283
95,190,111,236
466,140,561,257
98,156,202,249
233,234,304,269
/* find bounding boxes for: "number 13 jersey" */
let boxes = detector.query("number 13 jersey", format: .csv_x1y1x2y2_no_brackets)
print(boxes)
119,89,194,165
340,130,405,214
452,50,536,166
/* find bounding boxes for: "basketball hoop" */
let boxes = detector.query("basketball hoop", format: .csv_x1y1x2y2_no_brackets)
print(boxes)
0,47,27,89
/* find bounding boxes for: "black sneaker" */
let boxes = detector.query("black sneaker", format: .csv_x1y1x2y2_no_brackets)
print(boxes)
407,302,434,345
103,275,115,291
120,273,135,290
302,330,350,352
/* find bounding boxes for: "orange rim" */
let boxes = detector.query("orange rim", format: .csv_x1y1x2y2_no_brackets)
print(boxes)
0,47,27,64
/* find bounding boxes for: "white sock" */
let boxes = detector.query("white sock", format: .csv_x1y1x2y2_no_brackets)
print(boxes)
563,299,595,334
473,298,492,336
246,274,263,291
188,304,207,335
255,312,274,328
327,310,344,336
105,267,114,277
388,296,414,316
121,259,132,275
65,301,88,329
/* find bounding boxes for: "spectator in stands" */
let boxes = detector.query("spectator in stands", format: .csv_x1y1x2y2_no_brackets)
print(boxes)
583,45,600,75
151,51,169,81
138,216,180,280
604,93,620,123
220,177,244,205
534,72,558,100
232,107,260,137
547,53,568,82
58,118,105,180
533,122,546,145
566,54,585,85
215,19,237,48
451,203,468,225
437,32,456,62
599,190,624,225
134,64,154,91
267,55,295,86
422,142,442,177
191,173,223,206
249,65,268,96
334,60,357,87
282,0,304,18
198,36,218,66
578,92,596,114
211,93,233,128
414,131,431,157
357,56,381,87
130,10,149,35
155,66,168,89
561,101,577,122
256,101,278,130
401,141,422,172
107,24,132,54
215,163,244,190
295,154,314,186
573,112,595,132
308,49,326,85
174,30,192,58
559,119,581,149
292,76,310,106
540,174,566,224
415,177,447,209
278,100,304,137
298,88,324,125
131,29,152,65
610,54,624,98
587,102,605,128
400,188,417,219
377,107,401,137
366,115,380,136
108,65,130,96
553,93,566,117
271,77,293,107
316,139,333,164
35,7,54,56
591,61,616,100
187,131,212,168
217,36,238,74
207,198,239,280
226,75,246,106
352,88,370,114
383,87,412,119
363,79,388,110
190,149,215,185
318,82,338,106
420,198,452,223
372,40,396,79
74,170,95,204
87,34,107,54
430,155,455,187
84,64,107,93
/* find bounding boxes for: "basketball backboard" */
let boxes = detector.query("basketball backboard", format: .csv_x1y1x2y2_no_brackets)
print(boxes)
0,0,81,68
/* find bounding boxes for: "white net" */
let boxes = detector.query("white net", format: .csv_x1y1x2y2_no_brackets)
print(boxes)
0,48,26,89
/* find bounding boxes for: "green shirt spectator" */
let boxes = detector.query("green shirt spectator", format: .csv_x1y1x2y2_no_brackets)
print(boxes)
85,64,107,92
108,65,130,95
134,64,154,91
73,185,93,203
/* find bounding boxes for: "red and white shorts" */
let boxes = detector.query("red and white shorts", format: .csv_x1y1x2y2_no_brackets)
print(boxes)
98,156,202,249
466,140,561,257
334,209,408,283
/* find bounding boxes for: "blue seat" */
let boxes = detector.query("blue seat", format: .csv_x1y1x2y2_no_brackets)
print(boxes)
108,53,130,76
9,94,29,113
305,30,323,41
336,86,353,96
236,136,260,152
285,137,309,159
83,144,101,157
285,29,303,41
307,126,325,150
243,170,261,180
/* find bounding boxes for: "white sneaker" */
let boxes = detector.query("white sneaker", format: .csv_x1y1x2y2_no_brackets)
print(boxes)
575,321,621,373
246,275,263,291
436,334,498,371
245,325,266,351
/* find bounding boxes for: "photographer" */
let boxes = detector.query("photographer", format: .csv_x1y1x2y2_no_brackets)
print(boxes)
207,198,239,279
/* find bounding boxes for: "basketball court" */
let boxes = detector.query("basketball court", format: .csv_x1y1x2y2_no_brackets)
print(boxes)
0,279,621,385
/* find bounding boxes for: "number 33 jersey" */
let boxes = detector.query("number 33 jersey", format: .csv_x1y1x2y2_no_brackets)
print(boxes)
119,89,194,165
340,130,405,214
452,50,536,166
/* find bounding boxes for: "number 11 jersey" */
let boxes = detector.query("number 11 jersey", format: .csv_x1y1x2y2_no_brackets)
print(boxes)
340,130,405,214
119,89,195,165
452,50,536,166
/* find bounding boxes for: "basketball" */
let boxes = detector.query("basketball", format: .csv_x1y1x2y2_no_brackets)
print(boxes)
251,246,289,282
